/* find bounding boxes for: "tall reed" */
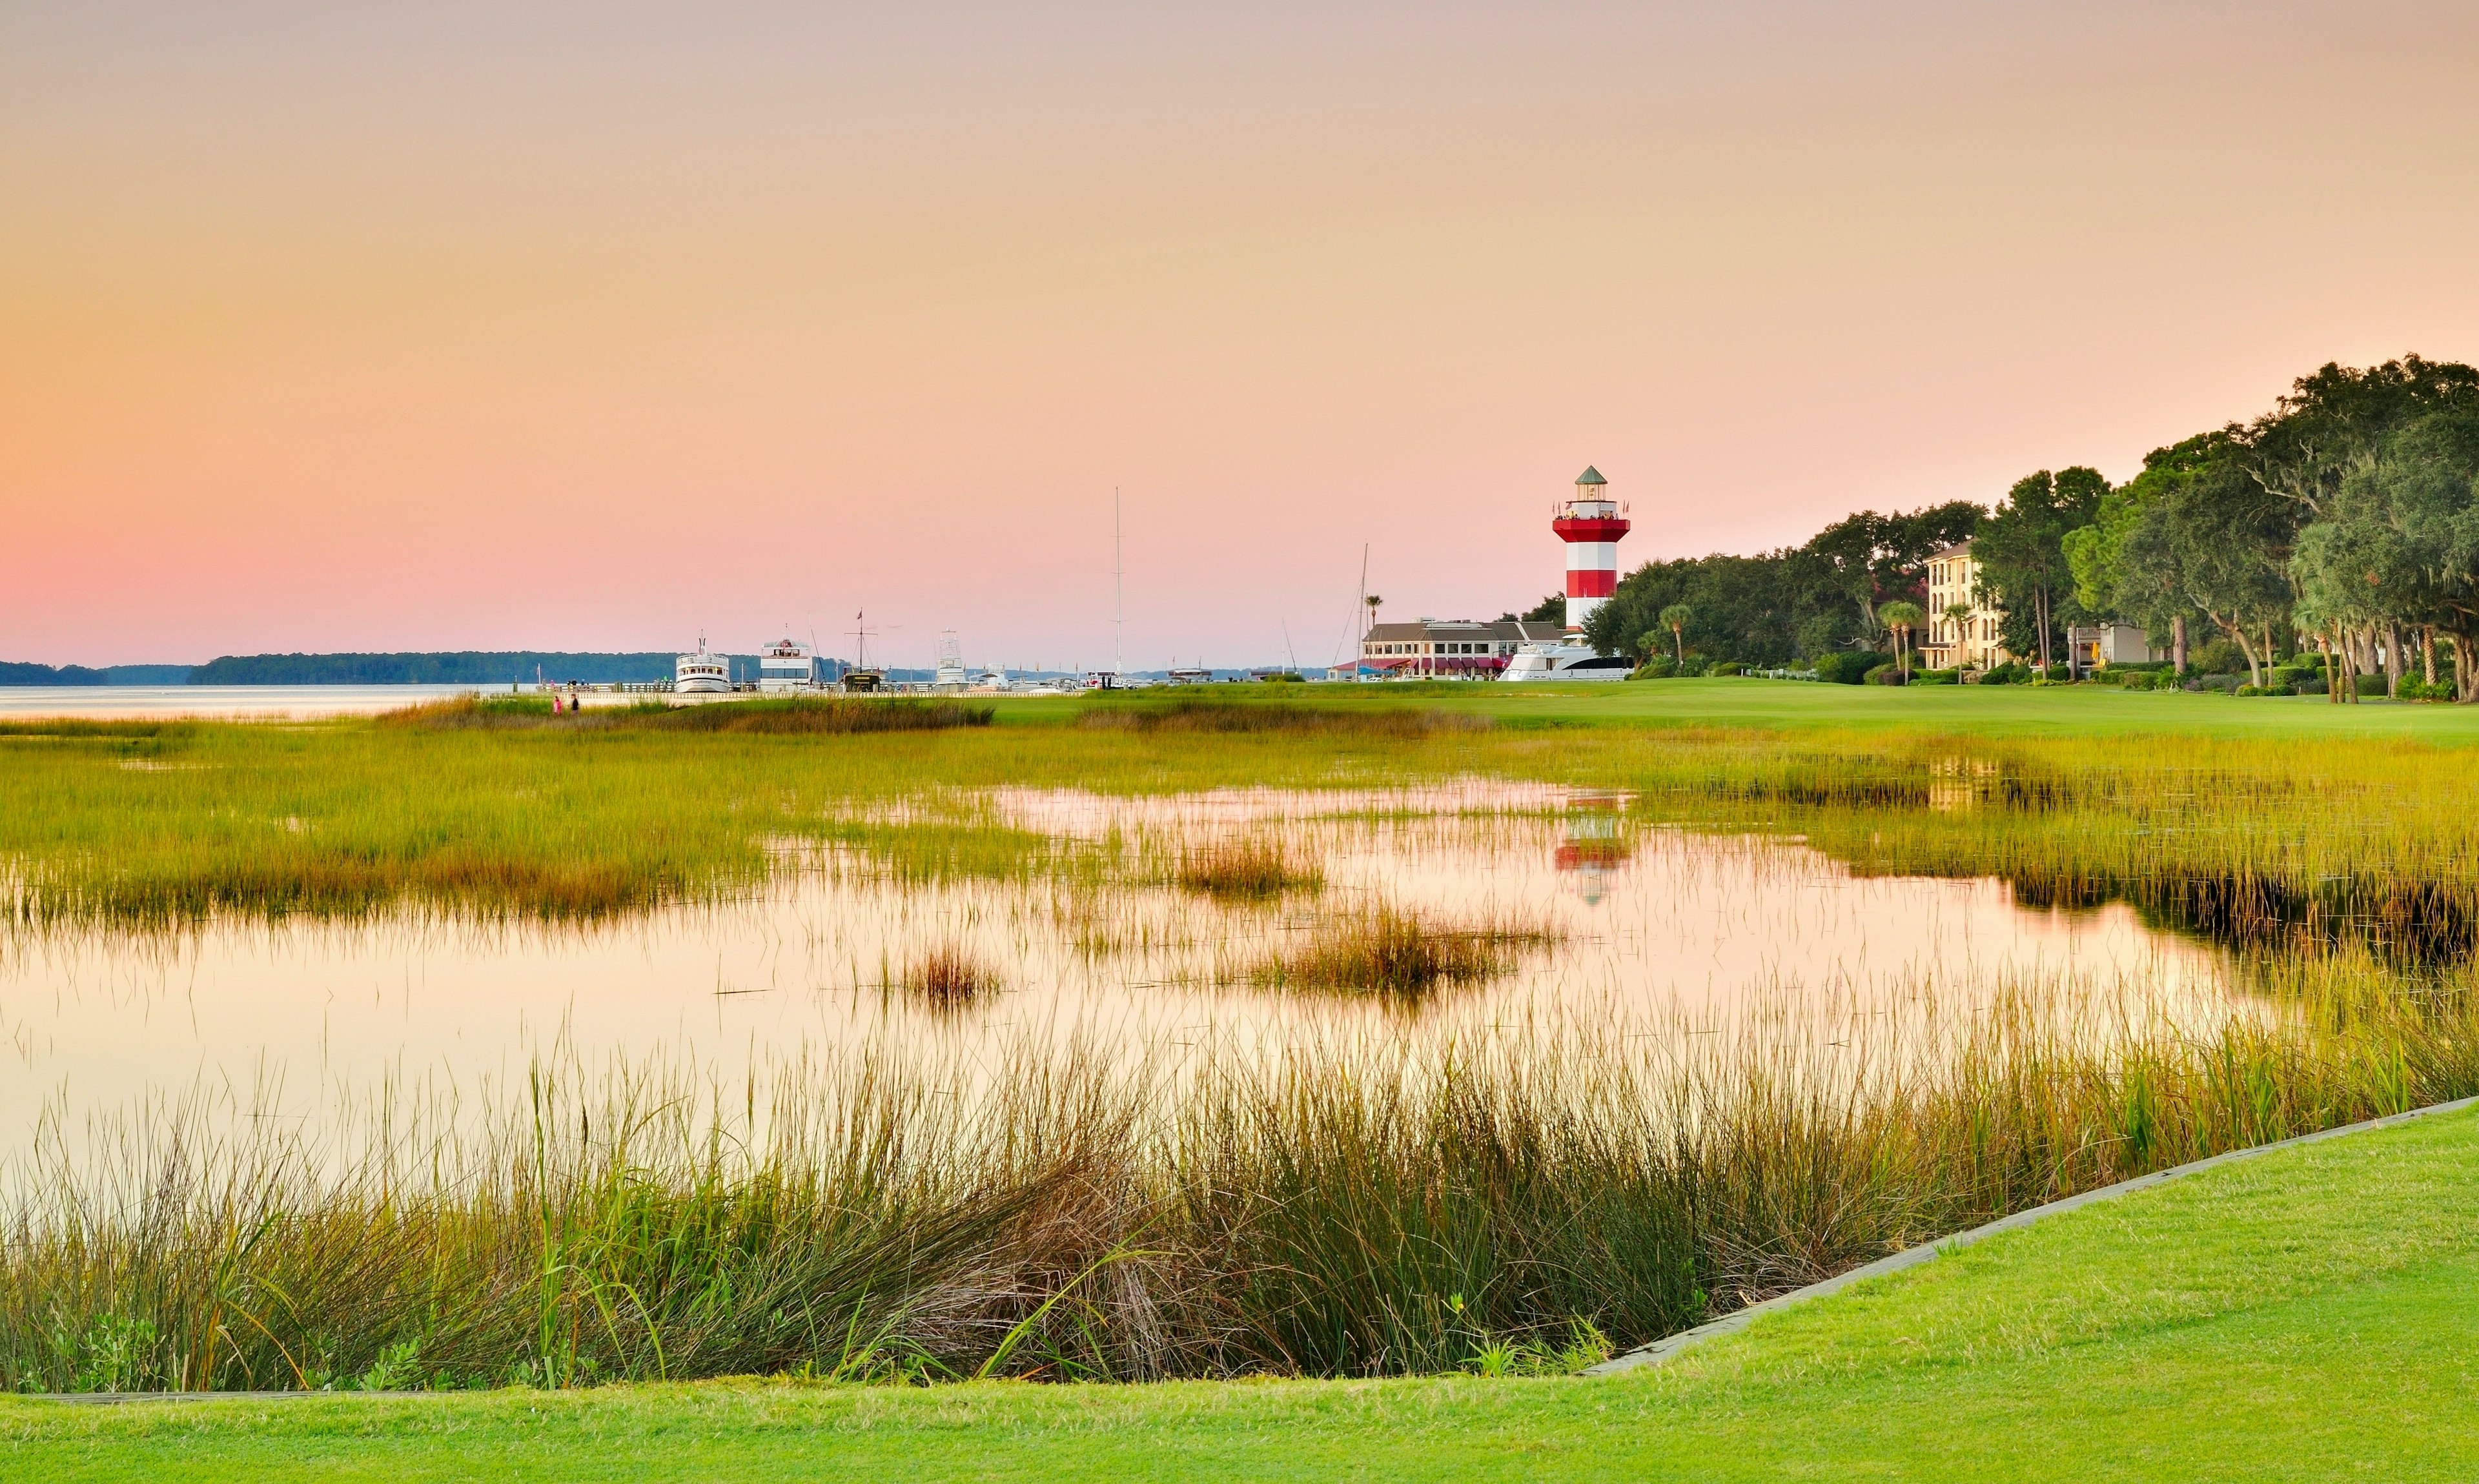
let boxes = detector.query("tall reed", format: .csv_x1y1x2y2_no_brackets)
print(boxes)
8,959,2471,1393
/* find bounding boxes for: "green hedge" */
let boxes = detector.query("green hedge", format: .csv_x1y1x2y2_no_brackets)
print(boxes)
1813,652,1886,685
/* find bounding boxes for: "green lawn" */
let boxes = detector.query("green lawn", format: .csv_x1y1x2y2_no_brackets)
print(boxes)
12,1106,2475,1482
991,677,2479,741
1411,677,2479,739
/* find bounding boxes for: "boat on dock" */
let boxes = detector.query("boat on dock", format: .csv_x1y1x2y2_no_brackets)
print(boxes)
675,636,731,695
757,636,817,693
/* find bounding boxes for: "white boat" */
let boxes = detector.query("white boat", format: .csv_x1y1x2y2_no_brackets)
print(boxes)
933,631,970,691
757,636,816,693
675,635,732,694
1500,641,1633,683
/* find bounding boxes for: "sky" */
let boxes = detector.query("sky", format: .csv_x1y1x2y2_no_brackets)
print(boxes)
6,1,2478,672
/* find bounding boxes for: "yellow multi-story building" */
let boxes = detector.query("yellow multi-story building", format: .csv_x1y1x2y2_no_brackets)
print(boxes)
1921,540,2010,671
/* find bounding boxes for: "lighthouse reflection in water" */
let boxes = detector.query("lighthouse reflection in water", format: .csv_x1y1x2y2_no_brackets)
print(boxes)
1555,791,1633,904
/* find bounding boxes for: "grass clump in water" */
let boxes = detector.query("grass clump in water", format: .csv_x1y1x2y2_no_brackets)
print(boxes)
1255,908,1551,998
900,945,999,1008
1172,839,1321,902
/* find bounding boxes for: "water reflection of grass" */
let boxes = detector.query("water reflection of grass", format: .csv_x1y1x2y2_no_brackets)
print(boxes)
6,960,2473,1394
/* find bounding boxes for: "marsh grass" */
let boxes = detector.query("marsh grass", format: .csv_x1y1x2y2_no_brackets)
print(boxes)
8,705,2478,962
9,698,2479,1391
1253,908,1556,999
1077,697,1483,737
389,695,995,735
1171,839,1321,902
6,957,2473,1394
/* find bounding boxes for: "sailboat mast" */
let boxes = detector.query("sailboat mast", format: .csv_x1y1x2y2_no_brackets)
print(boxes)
1114,487,1125,679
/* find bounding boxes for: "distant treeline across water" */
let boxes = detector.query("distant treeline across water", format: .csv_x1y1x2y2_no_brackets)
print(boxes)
0,662,189,687
191,652,688,685
1,653,707,686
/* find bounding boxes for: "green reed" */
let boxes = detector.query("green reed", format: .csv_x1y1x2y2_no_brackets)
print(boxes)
6,952,2473,1394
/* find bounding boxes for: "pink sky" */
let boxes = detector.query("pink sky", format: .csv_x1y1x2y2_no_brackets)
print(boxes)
6,1,2478,672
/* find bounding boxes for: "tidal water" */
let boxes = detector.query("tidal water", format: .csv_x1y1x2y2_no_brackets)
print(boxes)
0,784,2238,1146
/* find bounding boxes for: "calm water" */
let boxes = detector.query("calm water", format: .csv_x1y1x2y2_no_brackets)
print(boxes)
0,684,496,719
0,784,2238,1144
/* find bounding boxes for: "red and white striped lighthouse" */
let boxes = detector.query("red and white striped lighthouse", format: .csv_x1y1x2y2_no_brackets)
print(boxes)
1553,466,1630,636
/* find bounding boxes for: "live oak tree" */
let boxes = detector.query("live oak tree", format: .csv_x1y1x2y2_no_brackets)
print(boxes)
2064,434,2231,674
2127,441,2295,690
2296,409,2479,702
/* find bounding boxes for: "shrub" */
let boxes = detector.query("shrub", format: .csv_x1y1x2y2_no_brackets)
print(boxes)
1863,663,1906,686
2236,684,2274,697
1707,662,1746,677
2356,674,2388,698
1629,656,1678,681
1913,669,1959,686
2290,675,2329,696
1978,662,2031,686
1813,651,1886,685
2193,674,2241,694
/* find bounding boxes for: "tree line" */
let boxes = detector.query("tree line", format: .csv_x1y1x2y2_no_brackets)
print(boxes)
189,652,686,685
1581,355,2479,701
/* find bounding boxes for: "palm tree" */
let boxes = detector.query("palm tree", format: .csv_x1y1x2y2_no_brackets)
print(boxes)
1658,604,1692,669
1880,601,1924,680
1942,602,1973,668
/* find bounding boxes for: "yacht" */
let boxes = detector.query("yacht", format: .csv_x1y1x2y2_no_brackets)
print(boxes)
675,635,732,694
1500,640,1633,683
757,636,816,693
933,631,970,691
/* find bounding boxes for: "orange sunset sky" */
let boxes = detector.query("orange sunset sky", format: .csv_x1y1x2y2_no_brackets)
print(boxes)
6,1,2478,671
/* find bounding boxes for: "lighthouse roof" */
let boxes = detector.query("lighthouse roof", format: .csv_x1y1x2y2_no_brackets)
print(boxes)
1575,466,1606,485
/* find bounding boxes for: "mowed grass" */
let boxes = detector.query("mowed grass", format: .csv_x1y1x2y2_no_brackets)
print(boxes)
9,1106,2474,1483
1205,676,2479,740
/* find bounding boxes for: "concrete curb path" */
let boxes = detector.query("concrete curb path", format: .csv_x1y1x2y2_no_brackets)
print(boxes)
1584,1093,2479,1375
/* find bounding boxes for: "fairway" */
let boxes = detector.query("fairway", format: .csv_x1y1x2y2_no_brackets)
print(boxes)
1072,677,2479,741
10,1106,2475,1482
